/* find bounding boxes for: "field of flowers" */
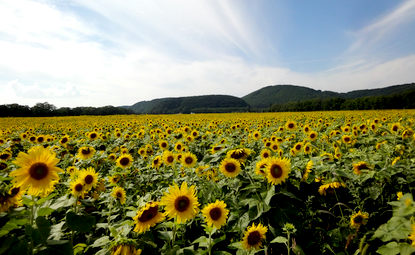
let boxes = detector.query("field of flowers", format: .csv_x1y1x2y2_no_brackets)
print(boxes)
1,110,415,255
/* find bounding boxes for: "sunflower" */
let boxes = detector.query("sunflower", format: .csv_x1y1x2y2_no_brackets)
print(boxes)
285,121,297,131
318,182,346,196
77,146,95,160
302,160,313,181
174,142,184,152
181,152,197,168
255,159,268,177
88,132,98,140
266,157,291,185
36,135,45,143
151,156,163,169
219,158,241,178
353,161,370,175
70,179,86,198
160,182,200,224
342,135,352,144
303,142,312,154
270,142,279,152
409,224,415,247
108,153,117,161
79,167,98,191
252,131,261,140
10,146,62,197
0,150,12,161
0,162,7,171
111,244,142,255
260,148,271,159
293,142,303,153
202,200,229,229
158,140,168,150
109,174,121,185
116,154,133,169
308,131,318,141
242,223,268,250
226,148,252,163
350,211,369,229
210,144,224,154
162,151,175,166
133,201,165,233
111,186,126,205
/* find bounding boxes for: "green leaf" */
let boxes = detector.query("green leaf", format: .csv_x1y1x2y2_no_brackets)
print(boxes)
192,236,209,248
91,236,110,248
36,216,51,243
50,195,76,210
264,186,275,206
66,212,96,233
376,242,400,255
271,236,288,244
37,207,54,217
73,243,87,255
0,218,28,237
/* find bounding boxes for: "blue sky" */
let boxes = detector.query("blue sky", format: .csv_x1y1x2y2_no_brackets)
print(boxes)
1,0,415,107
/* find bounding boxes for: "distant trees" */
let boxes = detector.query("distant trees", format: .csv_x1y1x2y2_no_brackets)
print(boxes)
0,102,133,117
270,89,415,112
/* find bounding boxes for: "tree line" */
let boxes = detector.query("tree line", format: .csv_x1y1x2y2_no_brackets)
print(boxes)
270,89,415,112
0,102,133,117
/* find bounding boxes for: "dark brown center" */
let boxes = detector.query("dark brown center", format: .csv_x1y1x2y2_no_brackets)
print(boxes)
37,137,44,142
75,183,83,192
295,144,301,150
161,142,167,148
116,192,122,198
353,215,363,224
357,164,368,171
0,162,7,170
209,207,222,221
174,196,190,212
120,157,130,166
310,133,316,138
270,164,283,178
29,162,49,180
0,154,9,160
167,156,174,163
288,123,294,129
225,163,236,173
138,205,158,222
61,137,68,143
185,157,193,164
84,174,94,184
82,148,91,155
10,187,20,196
247,231,261,246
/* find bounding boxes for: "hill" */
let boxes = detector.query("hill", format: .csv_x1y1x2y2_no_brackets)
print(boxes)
126,95,249,114
243,83,415,110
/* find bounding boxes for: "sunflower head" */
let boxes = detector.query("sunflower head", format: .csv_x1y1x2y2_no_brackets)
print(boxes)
353,161,370,175
350,211,369,229
70,179,86,198
111,186,126,205
160,182,199,224
162,151,175,166
116,154,133,169
11,146,62,197
79,167,98,191
202,200,229,229
219,158,241,178
266,157,291,185
181,152,197,168
133,201,165,233
77,146,96,160
242,223,268,250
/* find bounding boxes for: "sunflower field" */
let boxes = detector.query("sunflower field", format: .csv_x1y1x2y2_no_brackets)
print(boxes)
1,111,415,255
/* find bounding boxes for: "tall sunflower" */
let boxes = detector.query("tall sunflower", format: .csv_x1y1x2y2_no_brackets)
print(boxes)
111,186,126,205
242,223,268,250
11,146,62,197
133,201,165,233
181,152,197,168
350,211,369,229
162,151,175,166
77,146,95,160
116,154,133,169
201,200,229,229
266,157,291,185
70,179,85,198
79,167,98,191
160,182,199,224
219,158,241,178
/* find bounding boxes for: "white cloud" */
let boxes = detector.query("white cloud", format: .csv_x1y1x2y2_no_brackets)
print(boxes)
0,0,414,108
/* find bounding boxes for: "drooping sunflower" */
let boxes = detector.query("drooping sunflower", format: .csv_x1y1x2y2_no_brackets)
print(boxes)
255,159,268,177
266,157,291,185
160,182,200,224
116,154,133,169
219,158,241,178
0,150,12,161
133,201,165,233
201,200,229,229
10,146,62,197
242,223,268,250
77,146,96,160
353,161,370,175
162,151,175,166
79,167,98,191
302,160,313,181
350,211,369,229
226,148,252,163
111,243,142,255
111,186,126,205
318,182,346,196
181,152,197,168
70,179,85,198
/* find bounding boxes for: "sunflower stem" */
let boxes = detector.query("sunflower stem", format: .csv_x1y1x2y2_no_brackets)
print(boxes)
208,228,213,255
334,189,344,218
172,221,177,248
245,171,262,201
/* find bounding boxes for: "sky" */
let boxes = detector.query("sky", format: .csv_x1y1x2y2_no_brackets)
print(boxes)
1,0,415,108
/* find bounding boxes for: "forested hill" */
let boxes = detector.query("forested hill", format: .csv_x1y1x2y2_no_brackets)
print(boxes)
126,95,249,114
243,83,415,110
